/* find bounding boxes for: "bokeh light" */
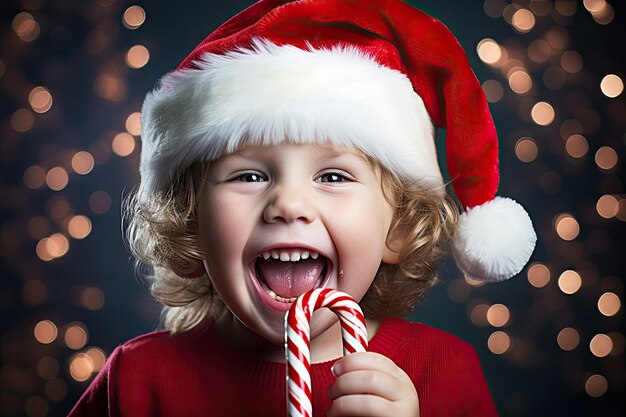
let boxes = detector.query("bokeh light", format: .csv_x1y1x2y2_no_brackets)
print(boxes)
125,112,142,135
126,45,150,69
509,70,533,94
557,327,580,351
88,190,112,214
527,263,550,288
67,215,92,239
112,132,136,157
487,304,510,327
585,374,608,398
589,334,613,357
123,5,146,29
64,323,88,350
554,213,579,240
80,287,105,310
12,12,40,42
46,167,69,191
596,195,619,219
515,137,538,162
34,320,57,344
600,74,624,98
558,270,582,295
11,108,35,132
511,9,535,33
71,151,95,175
598,292,621,317
24,165,46,189
29,86,53,114
482,79,504,103
565,134,588,158
531,101,555,126
69,353,94,382
477,38,502,65
595,146,618,170
488,331,511,354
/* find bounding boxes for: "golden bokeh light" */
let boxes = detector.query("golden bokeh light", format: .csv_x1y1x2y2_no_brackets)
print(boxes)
546,27,567,50
94,73,127,101
446,278,471,303
488,331,511,354
531,101,555,126
125,112,142,135
592,3,614,25
511,9,535,33
34,320,57,344
554,213,579,241
482,80,503,103
29,86,53,113
557,327,579,351
45,167,69,191
558,270,582,295
126,45,150,69
69,353,94,382
112,132,136,157
598,292,621,316
589,334,613,357
123,5,146,29
24,165,46,189
12,11,40,42
515,137,538,162
565,134,588,158
80,287,105,310
36,238,54,261
529,0,553,16
89,190,112,214
594,146,618,170
528,39,551,63
46,233,70,258
527,263,550,288
596,195,619,218
585,374,608,398
470,304,490,327
583,0,606,14
561,50,583,73
487,304,510,327
555,0,578,16
11,108,35,132
71,151,95,175
508,70,532,94
477,39,502,65
68,215,92,239
64,323,88,350
600,74,623,98
86,347,106,372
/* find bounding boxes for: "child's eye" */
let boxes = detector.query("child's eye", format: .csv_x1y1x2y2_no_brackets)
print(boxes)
315,171,353,183
230,172,267,182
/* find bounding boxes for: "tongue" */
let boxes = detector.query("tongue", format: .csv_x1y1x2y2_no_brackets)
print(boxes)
257,257,325,298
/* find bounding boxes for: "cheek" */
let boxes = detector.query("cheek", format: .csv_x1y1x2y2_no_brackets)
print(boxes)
199,195,250,263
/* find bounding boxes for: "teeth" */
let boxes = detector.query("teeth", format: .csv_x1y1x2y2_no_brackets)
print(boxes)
259,249,321,262
265,288,297,303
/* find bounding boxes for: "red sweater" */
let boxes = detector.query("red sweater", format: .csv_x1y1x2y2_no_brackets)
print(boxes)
68,318,498,416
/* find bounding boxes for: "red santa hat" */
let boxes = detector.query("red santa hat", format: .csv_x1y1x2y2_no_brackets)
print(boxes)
138,0,536,281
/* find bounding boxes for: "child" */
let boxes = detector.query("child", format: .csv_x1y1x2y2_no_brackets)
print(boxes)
69,0,536,416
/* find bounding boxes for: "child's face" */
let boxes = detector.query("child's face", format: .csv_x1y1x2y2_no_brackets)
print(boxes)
198,142,395,345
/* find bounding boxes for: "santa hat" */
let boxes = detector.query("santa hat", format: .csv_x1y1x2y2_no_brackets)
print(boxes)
138,0,536,281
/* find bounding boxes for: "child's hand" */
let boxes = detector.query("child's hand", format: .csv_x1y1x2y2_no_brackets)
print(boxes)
327,352,420,417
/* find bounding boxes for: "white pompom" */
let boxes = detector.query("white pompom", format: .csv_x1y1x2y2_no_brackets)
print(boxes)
451,197,537,282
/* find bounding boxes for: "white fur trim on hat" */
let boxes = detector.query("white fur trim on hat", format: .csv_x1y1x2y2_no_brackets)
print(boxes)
451,197,537,281
138,38,440,201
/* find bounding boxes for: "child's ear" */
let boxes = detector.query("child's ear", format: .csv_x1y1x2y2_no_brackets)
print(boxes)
382,228,402,265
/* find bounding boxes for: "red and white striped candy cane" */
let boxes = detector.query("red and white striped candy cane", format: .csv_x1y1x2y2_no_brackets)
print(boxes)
285,288,368,417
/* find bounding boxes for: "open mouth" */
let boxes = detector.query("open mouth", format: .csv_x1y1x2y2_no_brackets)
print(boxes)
253,248,330,304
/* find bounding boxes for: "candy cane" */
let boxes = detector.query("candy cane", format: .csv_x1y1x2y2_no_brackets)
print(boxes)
285,288,368,417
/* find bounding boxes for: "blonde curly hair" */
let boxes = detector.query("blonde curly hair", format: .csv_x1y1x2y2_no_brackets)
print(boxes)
124,159,458,334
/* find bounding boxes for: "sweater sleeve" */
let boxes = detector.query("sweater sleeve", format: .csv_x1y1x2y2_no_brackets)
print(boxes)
67,345,122,417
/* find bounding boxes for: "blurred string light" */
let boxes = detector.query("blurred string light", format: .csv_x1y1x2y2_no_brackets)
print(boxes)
459,0,625,409
1,2,153,414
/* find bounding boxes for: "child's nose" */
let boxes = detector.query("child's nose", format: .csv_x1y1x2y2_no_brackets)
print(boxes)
263,186,316,224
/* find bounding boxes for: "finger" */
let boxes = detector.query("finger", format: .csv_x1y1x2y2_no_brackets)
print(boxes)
328,370,407,402
327,394,392,417
332,352,404,379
